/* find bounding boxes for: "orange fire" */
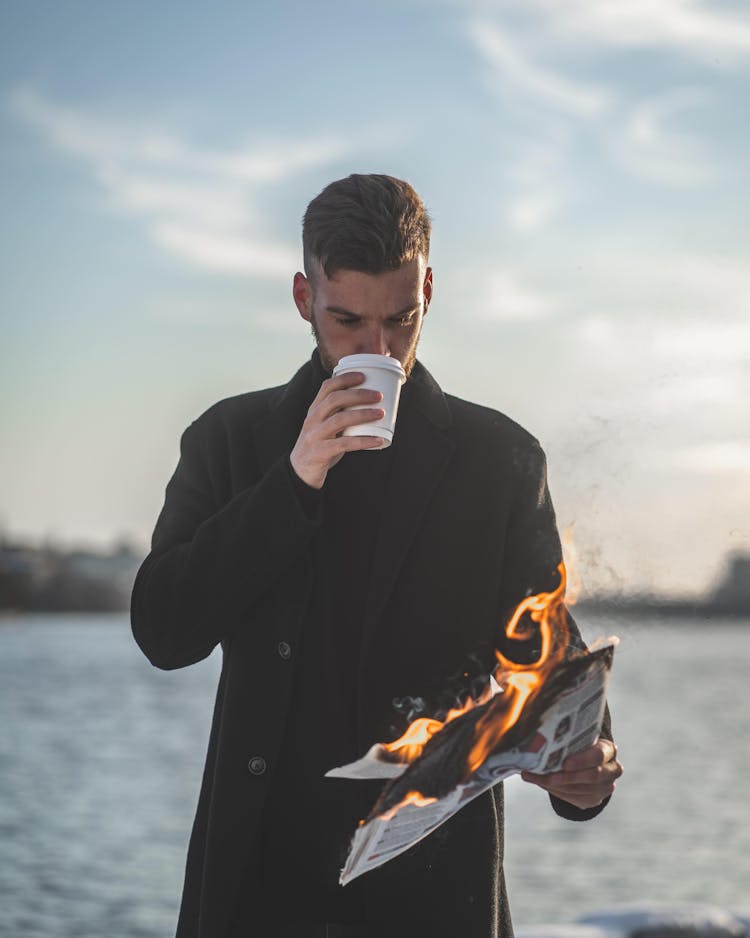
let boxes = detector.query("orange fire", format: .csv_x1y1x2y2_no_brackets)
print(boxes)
466,560,571,770
381,717,442,763
380,691,492,764
378,790,439,821
381,561,572,778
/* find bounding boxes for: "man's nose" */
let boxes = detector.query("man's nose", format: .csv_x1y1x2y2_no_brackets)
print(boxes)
358,327,389,356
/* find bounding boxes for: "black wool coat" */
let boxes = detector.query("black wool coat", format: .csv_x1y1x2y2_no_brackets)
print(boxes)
131,356,610,938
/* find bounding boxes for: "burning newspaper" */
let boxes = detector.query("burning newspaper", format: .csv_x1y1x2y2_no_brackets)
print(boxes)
327,560,616,885
328,638,616,884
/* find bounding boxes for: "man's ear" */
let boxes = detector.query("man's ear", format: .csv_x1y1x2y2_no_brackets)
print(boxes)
423,266,433,313
293,271,313,322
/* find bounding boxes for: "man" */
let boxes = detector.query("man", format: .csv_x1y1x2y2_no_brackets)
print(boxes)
131,174,621,938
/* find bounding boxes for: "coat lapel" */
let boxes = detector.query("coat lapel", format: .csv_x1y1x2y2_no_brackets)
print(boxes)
252,358,317,476
361,361,455,648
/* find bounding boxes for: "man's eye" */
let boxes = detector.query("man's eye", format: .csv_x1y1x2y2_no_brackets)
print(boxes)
336,318,358,327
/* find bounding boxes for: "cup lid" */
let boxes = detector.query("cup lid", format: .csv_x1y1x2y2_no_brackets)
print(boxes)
332,353,406,381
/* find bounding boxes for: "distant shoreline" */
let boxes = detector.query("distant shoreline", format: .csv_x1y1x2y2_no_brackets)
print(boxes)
576,597,750,620
2,539,748,618
1,601,747,622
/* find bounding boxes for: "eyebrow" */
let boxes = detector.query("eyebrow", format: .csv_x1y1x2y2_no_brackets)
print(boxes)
325,304,419,320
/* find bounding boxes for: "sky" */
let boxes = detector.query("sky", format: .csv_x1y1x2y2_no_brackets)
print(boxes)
1,0,748,597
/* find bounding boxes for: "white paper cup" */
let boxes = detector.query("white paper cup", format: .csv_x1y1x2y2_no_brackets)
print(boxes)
332,353,407,448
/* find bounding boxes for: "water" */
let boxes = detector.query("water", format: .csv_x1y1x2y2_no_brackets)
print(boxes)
504,612,750,924
1,613,749,936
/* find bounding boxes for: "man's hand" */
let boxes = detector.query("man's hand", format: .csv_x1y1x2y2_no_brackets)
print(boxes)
290,371,386,489
521,738,622,810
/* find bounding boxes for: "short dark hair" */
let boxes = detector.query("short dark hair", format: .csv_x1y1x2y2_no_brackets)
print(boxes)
302,173,431,281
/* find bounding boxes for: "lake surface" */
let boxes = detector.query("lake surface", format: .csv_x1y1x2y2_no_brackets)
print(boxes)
1,613,749,936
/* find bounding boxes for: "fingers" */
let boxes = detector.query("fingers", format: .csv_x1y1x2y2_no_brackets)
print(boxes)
523,758,622,793
520,768,619,809
562,738,617,773
311,371,369,409
301,402,385,446
310,373,383,423
290,372,387,488
325,406,385,436
521,739,623,810
331,433,386,454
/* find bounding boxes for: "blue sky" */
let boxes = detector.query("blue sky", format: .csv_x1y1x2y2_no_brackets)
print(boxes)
1,0,748,595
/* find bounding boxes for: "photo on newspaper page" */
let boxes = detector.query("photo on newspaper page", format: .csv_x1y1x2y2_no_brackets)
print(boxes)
327,639,617,885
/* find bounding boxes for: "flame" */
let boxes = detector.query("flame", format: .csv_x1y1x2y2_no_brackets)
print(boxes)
381,717,443,763
466,670,540,773
497,560,567,669
381,677,495,764
466,561,570,772
379,790,438,821
380,560,572,784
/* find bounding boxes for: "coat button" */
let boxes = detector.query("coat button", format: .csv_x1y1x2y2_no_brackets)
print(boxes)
277,641,292,660
248,756,267,776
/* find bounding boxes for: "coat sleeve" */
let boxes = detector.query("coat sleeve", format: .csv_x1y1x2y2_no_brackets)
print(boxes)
130,417,321,671
497,437,614,821
496,438,575,655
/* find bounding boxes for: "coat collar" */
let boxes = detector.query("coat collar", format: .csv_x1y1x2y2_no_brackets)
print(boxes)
253,351,453,475
251,354,321,477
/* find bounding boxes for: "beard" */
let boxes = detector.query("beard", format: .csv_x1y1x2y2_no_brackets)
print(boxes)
309,317,336,375
309,314,421,379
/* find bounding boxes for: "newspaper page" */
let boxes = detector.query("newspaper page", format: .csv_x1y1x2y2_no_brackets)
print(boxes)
328,638,617,885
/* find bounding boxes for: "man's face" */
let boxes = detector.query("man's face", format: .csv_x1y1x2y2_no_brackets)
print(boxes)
292,257,433,377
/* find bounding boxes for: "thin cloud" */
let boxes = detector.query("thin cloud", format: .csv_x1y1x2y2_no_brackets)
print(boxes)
8,86,350,279
569,250,750,426
651,373,744,411
476,269,557,321
651,321,750,360
8,86,347,183
537,0,750,66
452,0,750,65
570,251,750,326
508,193,562,232
672,441,750,473
611,89,714,187
153,224,299,278
153,299,301,335
460,4,736,208
99,165,250,230
504,127,571,232
576,315,750,362
657,254,750,311
467,19,612,119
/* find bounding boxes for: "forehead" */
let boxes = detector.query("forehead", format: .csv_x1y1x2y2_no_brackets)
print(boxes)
313,257,426,315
